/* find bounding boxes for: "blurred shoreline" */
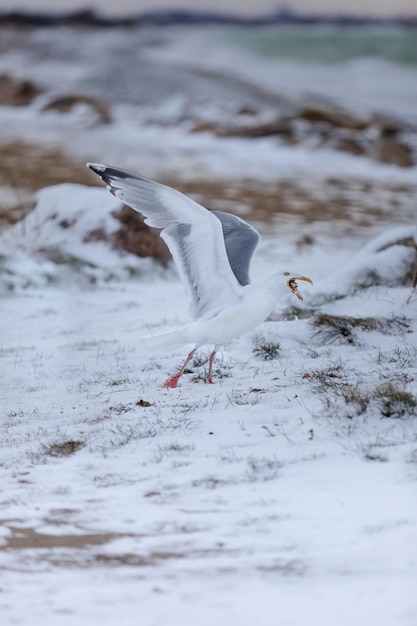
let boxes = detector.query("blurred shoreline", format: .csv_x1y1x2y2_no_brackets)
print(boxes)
1,7,416,28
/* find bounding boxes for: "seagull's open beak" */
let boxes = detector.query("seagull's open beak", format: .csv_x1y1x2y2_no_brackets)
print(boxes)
287,275,313,301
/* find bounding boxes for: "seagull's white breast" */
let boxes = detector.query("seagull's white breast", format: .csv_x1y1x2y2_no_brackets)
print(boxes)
181,284,278,346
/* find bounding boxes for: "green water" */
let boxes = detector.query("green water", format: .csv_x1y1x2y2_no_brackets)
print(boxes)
220,26,417,65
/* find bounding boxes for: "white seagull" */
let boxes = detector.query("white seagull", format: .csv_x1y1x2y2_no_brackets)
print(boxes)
87,163,312,388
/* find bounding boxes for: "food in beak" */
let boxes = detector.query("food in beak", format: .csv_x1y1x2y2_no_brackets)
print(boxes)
287,276,313,301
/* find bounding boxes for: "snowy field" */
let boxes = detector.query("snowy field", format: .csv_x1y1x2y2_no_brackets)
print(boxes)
1,184,416,626
1,23,417,626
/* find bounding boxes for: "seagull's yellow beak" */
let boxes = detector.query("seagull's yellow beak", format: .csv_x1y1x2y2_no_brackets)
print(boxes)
287,275,313,301
297,276,313,285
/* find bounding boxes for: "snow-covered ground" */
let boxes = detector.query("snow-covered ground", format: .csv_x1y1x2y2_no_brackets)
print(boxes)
0,23,417,626
1,183,417,625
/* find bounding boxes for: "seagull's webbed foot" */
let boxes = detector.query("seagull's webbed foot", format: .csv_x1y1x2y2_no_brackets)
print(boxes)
164,348,217,387
164,374,182,389
164,348,196,389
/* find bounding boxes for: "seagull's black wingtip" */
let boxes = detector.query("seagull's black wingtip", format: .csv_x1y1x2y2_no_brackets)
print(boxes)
86,162,106,175
86,163,134,182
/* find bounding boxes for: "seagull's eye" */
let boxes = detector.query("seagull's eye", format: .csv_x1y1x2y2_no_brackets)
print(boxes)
284,271,290,276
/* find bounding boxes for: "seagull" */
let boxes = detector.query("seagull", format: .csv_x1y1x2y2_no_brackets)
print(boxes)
87,163,312,388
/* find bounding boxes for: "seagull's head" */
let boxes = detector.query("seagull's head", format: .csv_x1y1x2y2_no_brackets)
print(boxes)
281,271,313,301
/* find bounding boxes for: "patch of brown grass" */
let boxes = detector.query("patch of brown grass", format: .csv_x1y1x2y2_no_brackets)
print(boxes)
0,140,93,190
162,176,417,231
1,138,416,239
2,526,124,550
0,139,95,225
44,440,85,457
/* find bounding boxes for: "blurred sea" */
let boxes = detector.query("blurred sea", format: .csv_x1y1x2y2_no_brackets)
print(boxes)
221,25,417,65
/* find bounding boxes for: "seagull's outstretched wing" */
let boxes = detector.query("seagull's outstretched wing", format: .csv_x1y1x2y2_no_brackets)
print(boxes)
212,210,260,286
87,163,244,317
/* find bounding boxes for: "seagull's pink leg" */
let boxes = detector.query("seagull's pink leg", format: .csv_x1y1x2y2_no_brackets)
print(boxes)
164,348,196,389
206,350,217,384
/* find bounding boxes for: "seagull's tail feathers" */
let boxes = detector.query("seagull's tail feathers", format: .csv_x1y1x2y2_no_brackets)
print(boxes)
141,327,192,352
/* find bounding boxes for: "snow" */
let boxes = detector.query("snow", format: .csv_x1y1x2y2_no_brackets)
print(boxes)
1,183,417,626
1,23,417,626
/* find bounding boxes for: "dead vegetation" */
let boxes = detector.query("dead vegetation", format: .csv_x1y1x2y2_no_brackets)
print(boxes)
0,139,94,226
110,205,171,264
373,383,417,419
376,346,417,369
307,365,417,419
189,99,416,167
0,73,42,106
252,336,281,360
1,136,416,243
1,525,126,551
310,313,409,345
272,304,316,321
44,440,85,457
163,176,417,232
305,360,345,385
0,140,93,191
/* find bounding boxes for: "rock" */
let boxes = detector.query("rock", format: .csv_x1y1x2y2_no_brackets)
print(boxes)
334,137,365,156
236,105,259,116
298,101,371,130
41,94,111,123
190,120,218,134
0,74,42,106
370,138,413,168
191,117,293,139
219,119,293,139
372,114,413,135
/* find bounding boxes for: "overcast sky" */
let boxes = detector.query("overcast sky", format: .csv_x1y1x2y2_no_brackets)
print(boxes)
0,0,415,17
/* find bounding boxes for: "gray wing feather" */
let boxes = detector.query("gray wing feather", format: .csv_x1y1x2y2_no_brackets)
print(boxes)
87,163,244,318
87,164,183,229
212,210,260,286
